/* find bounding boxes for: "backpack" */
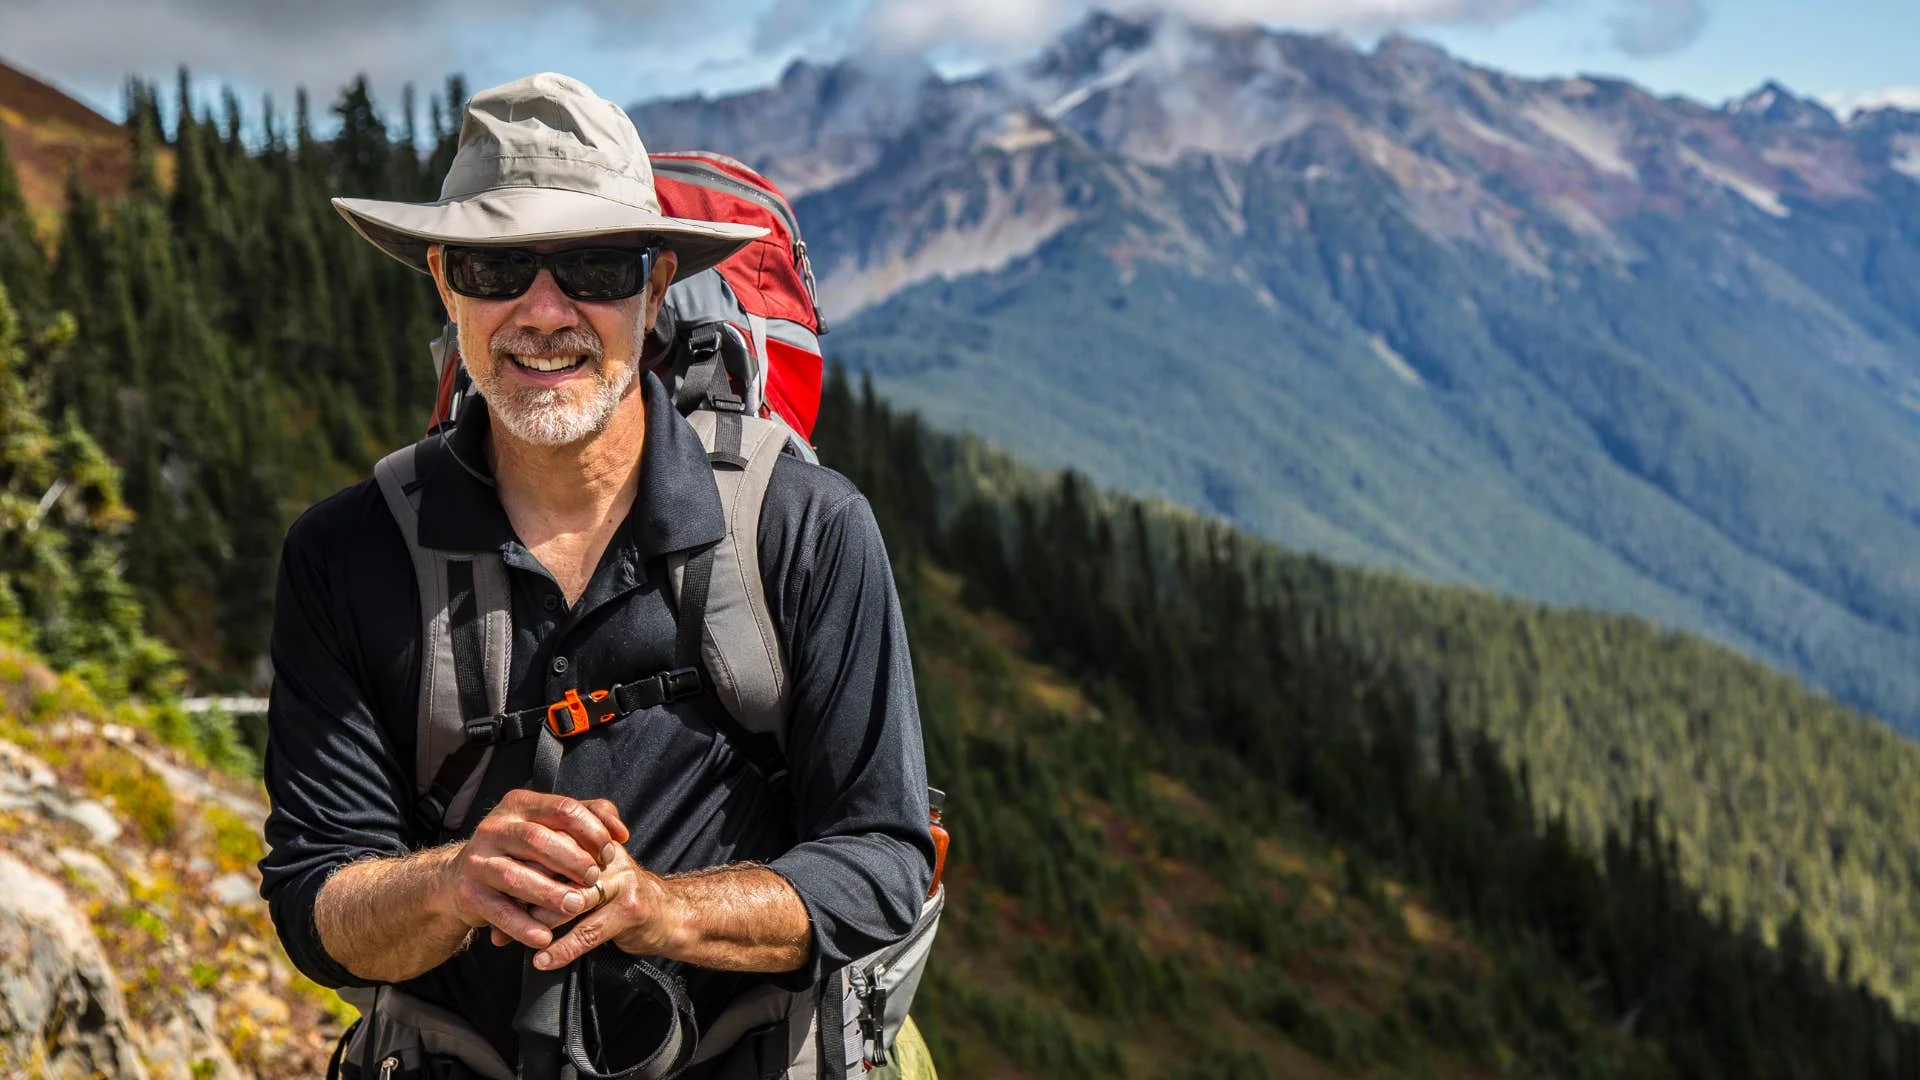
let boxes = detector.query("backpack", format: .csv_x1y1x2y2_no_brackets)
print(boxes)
340,154,941,1080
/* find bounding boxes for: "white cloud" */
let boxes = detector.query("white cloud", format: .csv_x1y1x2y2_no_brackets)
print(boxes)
853,0,1551,55
1,0,1718,121
1822,87,1920,119
0,0,695,122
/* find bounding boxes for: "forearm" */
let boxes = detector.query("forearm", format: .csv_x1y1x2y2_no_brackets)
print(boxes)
652,864,812,974
315,846,472,983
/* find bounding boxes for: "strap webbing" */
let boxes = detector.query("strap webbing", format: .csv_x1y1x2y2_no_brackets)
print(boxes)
561,958,697,1080
713,410,746,468
673,327,742,414
418,558,499,835
676,546,715,670
816,970,848,1080
447,560,493,728
515,724,568,1080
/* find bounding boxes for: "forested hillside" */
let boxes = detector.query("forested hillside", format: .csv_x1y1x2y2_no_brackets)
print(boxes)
813,371,1920,1076
871,388,1920,1019
0,71,458,684
4,63,1920,1077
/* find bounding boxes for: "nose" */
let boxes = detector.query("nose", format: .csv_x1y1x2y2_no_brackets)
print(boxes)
511,268,579,333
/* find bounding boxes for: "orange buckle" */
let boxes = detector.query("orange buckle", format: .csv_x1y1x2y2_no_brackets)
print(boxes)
545,689,614,738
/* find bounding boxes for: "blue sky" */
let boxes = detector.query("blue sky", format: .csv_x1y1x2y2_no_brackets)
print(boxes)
1,0,1916,126
1421,0,1920,110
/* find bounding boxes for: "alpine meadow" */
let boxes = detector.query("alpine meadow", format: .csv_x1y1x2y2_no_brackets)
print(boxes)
3,9,1920,1077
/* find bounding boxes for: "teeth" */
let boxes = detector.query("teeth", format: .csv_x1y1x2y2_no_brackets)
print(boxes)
513,354,584,373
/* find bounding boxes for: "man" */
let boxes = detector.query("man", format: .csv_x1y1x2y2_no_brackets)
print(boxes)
259,73,934,1078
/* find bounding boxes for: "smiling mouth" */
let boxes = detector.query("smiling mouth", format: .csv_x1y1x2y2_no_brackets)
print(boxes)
510,354,589,375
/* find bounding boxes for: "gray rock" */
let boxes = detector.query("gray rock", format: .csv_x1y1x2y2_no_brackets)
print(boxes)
0,852,148,1079
51,798,123,846
137,999,245,1080
208,873,257,909
53,847,128,906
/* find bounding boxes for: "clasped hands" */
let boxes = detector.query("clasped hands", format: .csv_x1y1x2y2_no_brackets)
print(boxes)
440,789,686,972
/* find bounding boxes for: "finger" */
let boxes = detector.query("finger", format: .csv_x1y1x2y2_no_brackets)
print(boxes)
501,821,601,885
535,906,616,970
470,889,554,951
579,799,631,845
524,796,619,863
520,876,600,934
528,904,571,927
479,856,594,917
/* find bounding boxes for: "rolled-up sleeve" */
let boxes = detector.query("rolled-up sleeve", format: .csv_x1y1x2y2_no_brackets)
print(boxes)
258,504,415,989
765,489,936,985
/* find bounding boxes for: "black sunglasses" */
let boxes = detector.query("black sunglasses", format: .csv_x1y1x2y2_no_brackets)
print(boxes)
443,245,658,302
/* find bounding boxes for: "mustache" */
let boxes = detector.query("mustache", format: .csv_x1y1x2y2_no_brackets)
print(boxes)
489,326,605,363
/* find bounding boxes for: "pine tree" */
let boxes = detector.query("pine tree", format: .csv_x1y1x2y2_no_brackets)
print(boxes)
0,134,47,317
0,281,176,696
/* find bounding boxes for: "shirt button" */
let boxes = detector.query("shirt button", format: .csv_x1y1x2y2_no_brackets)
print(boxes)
542,593,561,613
551,656,569,675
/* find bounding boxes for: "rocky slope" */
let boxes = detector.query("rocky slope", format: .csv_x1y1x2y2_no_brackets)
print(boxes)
0,652,341,1078
633,12,1920,736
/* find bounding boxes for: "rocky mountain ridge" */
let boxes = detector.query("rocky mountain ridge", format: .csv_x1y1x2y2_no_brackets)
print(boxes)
631,11,1920,735
639,13,1920,321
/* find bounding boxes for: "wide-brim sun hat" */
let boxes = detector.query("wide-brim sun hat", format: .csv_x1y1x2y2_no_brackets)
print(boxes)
332,72,766,282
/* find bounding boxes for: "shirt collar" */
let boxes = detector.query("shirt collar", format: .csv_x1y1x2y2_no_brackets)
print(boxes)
415,369,725,560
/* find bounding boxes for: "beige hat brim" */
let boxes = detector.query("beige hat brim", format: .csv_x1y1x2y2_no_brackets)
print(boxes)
332,186,769,282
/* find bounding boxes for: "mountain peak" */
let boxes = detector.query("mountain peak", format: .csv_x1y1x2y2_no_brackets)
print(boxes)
1373,31,1457,71
1029,9,1160,82
1731,79,1838,129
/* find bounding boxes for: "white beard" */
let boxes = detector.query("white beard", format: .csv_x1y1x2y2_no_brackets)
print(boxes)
464,317,644,447
476,359,636,447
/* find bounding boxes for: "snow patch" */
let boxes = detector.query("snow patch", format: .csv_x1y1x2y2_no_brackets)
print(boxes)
1823,86,1920,119
1455,112,1535,157
819,186,1079,319
1892,137,1920,182
1043,52,1151,119
1369,335,1424,387
1677,146,1790,218
1521,101,1636,179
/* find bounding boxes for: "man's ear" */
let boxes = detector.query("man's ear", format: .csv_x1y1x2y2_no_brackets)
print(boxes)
425,244,457,318
644,249,679,332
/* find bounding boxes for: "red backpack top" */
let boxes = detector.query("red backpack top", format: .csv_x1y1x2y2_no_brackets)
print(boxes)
427,151,827,441
649,151,827,440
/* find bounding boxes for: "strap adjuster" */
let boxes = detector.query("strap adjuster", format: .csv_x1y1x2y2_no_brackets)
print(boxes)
464,715,501,742
663,667,704,699
545,689,612,739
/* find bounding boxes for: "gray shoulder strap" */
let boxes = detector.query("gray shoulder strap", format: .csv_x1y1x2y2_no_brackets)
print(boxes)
374,442,513,829
670,411,793,743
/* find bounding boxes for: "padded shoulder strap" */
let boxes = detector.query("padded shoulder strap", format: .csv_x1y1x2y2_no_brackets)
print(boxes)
374,440,513,831
671,410,793,743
